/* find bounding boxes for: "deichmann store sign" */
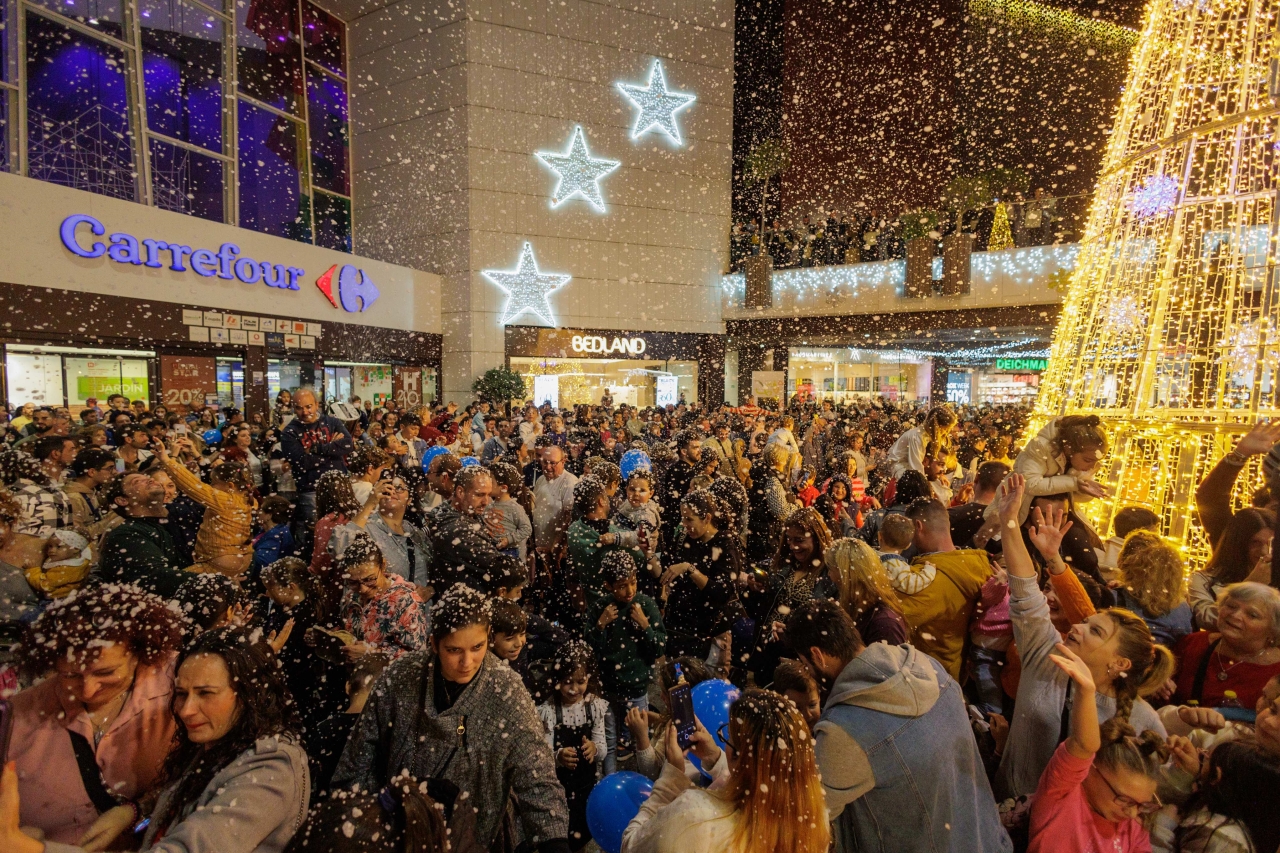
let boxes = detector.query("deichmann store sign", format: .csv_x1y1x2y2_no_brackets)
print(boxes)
995,358,1048,371
59,213,381,314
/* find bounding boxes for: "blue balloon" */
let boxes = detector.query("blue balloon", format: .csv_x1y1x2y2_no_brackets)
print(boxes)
619,449,651,481
202,429,223,446
692,679,740,752
420,445,450,471
586,771,652,853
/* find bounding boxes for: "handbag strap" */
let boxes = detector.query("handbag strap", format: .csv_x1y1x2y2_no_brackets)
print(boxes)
1190,637,1222,705
68,729,123,814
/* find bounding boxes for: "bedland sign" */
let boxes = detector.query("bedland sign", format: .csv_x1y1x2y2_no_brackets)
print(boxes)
59,213,380,313
995,358,1048,371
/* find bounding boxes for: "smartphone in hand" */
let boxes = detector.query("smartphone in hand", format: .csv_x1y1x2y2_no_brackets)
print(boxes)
668,680,696,750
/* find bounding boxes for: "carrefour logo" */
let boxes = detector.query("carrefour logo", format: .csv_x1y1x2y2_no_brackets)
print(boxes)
60,213,379,313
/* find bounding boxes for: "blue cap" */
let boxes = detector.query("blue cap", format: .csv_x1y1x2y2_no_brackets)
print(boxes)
619,449,652,480
420,444,450,471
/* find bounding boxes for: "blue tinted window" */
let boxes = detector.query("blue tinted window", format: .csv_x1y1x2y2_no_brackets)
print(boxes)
26,12,136,200
0,90,10,172
306,68,347,195
141,0,224,152
302,2,344,77
237,98,310,242
26,0,124,41
150,137,224,221
236,0,302,116
313,190,350,252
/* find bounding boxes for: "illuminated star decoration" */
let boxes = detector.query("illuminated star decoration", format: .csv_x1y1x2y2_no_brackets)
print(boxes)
534,125,621,211
481,242,572,327
1129,174,1179,219
616,59,696,145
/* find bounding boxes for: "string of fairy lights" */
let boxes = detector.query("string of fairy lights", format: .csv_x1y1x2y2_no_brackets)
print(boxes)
1031,0,1280,568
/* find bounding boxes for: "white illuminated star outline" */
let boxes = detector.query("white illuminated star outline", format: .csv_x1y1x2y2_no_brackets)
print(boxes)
481,242,572,327
616,59,696,145
534,125,620,211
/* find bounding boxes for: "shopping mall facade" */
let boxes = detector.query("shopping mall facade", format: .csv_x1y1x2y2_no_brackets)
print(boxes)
0,0,1069,415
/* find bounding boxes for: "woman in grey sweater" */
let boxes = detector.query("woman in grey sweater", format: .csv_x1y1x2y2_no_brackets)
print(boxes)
991,474,1172,801
1,627,310,853
332,583,570,852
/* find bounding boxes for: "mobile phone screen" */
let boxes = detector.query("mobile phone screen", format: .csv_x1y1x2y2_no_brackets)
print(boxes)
0,699,13,767
668,683,696,750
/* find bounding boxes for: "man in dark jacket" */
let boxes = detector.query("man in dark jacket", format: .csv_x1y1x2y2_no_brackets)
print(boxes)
787,599,1012,853
658,429,701,531
97,472,187,598
280,387,353,542
429,466,518,594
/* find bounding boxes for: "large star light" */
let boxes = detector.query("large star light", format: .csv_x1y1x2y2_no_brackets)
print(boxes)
534,126,621,211
482,242,572,327
616,59,696,145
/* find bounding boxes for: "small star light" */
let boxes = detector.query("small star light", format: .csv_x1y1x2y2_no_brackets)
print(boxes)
616,59,696,145
1129,174,1179,219
1104,294,1146,332
534,125,620,211
481,242,572,327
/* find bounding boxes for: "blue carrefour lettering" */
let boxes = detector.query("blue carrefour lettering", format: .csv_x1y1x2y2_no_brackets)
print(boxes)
60,214,107,259
57,213,379,313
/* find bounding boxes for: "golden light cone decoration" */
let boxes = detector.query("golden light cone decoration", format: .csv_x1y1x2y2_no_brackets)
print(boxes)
1033,0,1280,566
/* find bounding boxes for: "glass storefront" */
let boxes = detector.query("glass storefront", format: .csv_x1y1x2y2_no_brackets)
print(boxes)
5,345,154,407
786,347,931,403
510,356,699,408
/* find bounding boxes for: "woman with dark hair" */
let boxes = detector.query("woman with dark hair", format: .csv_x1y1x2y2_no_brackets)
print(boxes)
662,489,744,661
9,584,185,847
750,507,832,682
331,583,571,852
272,390,294,428
4,626,313,853
1190,508,1275,630
1168,740,1280,853
814,473,857,536
336,532,429,661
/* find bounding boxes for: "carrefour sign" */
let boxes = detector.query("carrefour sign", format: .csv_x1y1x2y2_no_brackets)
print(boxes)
571,334,648,356
995,358,1048,371
59,213,379,313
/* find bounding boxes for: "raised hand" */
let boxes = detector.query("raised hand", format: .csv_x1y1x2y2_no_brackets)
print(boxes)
1048,642,1095,694
995,472,1025,524
1235,420,1280,457
1027,504,1073,560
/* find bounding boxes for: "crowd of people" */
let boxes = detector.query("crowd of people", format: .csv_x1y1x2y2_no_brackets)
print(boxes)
0,388,1278,853
730,189,1071,272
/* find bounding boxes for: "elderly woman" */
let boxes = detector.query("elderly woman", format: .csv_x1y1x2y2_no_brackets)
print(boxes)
9,584,185,846
1172,582,1280,711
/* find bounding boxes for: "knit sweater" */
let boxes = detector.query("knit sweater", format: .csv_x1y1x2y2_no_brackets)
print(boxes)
161,456,254,563
331,650,569,849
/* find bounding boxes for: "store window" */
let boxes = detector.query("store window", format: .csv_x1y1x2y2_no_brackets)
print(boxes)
786,347,929,403
5,345,155,407
510,357,698,408
14,0,352,249
216,358,244,409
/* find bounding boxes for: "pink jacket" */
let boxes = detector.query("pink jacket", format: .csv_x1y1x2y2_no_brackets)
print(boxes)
12,653,178,843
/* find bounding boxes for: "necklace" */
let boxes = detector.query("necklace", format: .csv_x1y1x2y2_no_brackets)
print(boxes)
1214,643,1269,681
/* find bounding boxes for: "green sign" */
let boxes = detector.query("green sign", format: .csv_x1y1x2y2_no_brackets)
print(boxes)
996,358,1048,371
77,376,150,399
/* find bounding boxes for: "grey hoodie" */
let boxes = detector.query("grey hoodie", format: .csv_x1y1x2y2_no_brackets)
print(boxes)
814,642,941,815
